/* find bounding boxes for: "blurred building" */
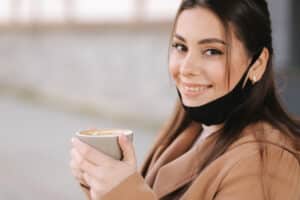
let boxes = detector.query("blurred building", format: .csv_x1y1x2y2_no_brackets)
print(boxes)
0,0,299,124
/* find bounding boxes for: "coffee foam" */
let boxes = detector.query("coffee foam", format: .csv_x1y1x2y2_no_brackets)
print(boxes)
77,129,132,137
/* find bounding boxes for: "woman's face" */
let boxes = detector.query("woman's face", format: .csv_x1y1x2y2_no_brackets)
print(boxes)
169,7,252,107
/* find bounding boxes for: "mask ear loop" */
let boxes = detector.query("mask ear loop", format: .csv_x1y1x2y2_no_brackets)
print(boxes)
242,48,263,88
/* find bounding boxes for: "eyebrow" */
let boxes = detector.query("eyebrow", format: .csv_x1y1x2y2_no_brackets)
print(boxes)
174,34,227,45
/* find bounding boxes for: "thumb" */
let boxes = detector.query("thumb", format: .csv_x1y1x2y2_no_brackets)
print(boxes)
118,134,136,165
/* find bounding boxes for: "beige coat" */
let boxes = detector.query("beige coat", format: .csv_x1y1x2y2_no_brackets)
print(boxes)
80,122,300,200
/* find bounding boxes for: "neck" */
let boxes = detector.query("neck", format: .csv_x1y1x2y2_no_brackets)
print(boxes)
201,123,223,138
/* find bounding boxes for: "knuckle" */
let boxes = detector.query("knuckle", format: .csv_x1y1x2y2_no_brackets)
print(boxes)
71,169,81,179
70,159,80,169
78,173,84,181
82,172,89,181
73,150,82,163
71,149,79,161
74,173,81,180
81,146,91,158
78,157,86,169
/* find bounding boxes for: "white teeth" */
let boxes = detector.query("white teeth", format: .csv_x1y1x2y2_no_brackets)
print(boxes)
184,86,207,92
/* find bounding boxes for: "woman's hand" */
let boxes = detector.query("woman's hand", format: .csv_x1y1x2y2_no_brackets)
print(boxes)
70,134,137,200
70,145,89,187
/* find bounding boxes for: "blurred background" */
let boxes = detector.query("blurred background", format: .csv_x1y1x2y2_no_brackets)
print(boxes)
0,0,299,199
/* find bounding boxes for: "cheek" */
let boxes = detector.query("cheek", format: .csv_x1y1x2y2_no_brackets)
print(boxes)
215,73,227,93
168,57,180,81
205,62,227,92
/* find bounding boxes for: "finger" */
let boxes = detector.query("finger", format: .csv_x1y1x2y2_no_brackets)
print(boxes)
83,172,92,186
71,167,83,181
70,149,88,174
79,158,105,182
86,177,105,200
72,137,115,165
70,162,89,186
71,149,94,176
70,148,82,164
90,189,103,200
70,160,83,177
118,134,136,165
83,172,102,190
90,189,98,200
72,148,105,182
70,159,80,171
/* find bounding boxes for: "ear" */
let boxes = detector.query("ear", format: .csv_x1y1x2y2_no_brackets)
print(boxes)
248,47,270,84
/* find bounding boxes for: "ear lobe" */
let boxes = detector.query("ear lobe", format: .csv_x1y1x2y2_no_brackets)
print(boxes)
249,47,269,82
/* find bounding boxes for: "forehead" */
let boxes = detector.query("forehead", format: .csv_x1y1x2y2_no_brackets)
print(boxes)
175,7,226,41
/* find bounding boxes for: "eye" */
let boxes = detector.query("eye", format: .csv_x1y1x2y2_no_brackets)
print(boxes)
171,43,188,52
203,49,224,56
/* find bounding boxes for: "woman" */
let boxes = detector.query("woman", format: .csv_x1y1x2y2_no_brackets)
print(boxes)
70,0,300,199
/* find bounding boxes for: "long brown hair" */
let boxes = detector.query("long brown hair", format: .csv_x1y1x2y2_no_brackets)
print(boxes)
142,0,300,198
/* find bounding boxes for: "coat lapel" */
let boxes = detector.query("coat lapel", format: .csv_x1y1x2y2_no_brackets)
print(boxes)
145,121,299,199
144,122,201,187
150,126,219,199
146,123,257,199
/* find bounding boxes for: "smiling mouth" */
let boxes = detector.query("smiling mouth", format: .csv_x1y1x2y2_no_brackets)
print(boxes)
181,84,213,97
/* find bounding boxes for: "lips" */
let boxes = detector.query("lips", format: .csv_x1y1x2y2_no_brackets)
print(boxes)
183,85,208,92
181,82,212,97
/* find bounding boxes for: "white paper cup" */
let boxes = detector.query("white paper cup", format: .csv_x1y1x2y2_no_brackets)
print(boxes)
76,129,133,160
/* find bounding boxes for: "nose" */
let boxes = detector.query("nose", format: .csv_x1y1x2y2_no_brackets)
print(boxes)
180,52,201,77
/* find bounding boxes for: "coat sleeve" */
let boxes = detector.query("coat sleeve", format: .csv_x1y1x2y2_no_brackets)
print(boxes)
100,172,157,200
214,148,300,200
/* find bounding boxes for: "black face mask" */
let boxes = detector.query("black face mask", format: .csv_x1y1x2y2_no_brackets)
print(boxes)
177,52,261,126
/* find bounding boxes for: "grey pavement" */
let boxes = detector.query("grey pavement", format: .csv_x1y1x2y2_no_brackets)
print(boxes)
0,95,157,200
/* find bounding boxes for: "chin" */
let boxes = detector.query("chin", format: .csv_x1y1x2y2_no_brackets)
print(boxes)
178,85,215,107
182,99,207,107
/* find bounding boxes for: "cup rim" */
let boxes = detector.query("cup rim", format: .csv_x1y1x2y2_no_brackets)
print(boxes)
75,129,133,138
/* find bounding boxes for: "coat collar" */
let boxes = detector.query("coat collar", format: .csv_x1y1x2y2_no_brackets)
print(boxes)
144,122,201,188
145,122,219,199
152,133,218,198
144,121,298,199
